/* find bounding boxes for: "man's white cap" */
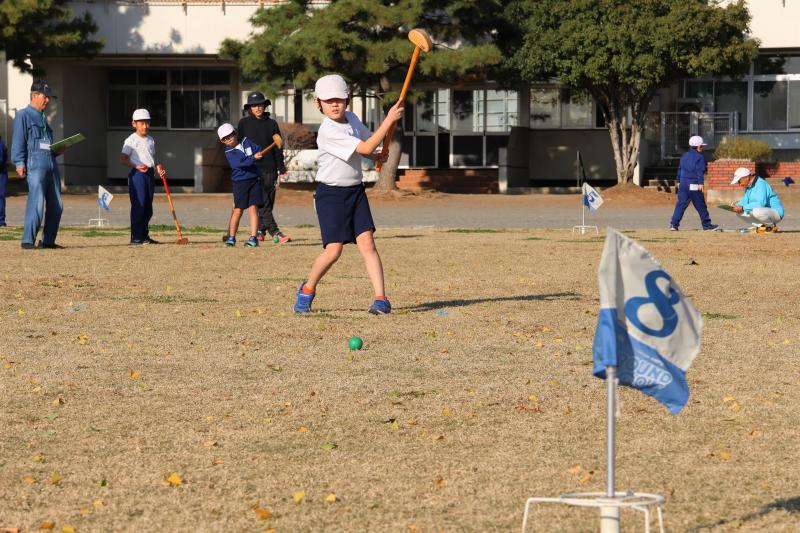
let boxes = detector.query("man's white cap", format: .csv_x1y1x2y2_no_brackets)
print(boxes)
314,74,349,100
132,108,151,121
731,167,752,185
217,123,235,140
688,135,707,147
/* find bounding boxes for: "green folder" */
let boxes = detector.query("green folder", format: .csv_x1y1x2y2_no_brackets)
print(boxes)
716,204,735,212
50,133,86,152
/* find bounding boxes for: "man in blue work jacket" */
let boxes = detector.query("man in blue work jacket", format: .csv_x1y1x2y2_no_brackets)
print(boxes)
669,135,718,231
12,80,65,249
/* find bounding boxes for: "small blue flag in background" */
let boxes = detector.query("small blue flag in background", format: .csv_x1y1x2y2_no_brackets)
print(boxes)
592,228,703,414
582,182,604,212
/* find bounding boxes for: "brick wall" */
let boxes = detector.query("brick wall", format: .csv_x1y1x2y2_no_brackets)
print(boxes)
707,159,800,203
706,159,754,191
708,160,800,191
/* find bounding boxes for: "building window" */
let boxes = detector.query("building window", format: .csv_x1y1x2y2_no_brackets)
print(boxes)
451,88,517,167
108,68,231,130
714,81,747,131
753,80,787,131
400,89,447,168
530,87,598,129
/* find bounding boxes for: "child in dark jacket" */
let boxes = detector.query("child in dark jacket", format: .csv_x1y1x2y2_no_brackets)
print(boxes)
217,123,264,248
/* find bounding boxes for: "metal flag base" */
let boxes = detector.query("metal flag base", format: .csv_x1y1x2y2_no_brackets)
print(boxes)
89,205,109,226
521,491,665,533
572,224,598,235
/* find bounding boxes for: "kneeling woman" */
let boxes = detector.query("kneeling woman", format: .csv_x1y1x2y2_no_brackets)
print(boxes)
729,167,784,233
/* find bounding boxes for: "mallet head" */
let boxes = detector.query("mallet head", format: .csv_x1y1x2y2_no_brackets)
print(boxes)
273,134,284,149
408,29,433,53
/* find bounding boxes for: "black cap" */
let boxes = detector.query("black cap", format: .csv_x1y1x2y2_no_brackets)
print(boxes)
30,80,56,98
243,91,270,110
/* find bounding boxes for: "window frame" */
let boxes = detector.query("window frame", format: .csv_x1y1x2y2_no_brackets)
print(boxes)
107,68,232,131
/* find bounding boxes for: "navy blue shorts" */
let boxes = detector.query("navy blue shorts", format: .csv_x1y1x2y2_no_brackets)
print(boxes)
232,178,264,209
315,182,376,247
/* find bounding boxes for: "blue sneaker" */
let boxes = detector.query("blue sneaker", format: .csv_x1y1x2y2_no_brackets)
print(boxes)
225,236,236,247
293,281,315,313
703,224,719,231
368,298,392,315
245,236,259,247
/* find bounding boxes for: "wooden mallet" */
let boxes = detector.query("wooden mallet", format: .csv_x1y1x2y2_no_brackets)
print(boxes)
256,133,283,157
156,164,189,245
376,28,433,171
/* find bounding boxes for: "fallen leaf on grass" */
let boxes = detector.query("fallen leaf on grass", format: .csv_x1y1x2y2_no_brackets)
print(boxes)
22,475,37,485
719,450,733,461
749,429,762,437
235,309,242,318
52,398,64,406
435,478,445,488
568,464,582,475
129,370,140,380
321,442,337,450
39,522,55,530
3,361,15,369
268,365,283,372
17,308,26,316
203,441,218,448
252,506,273,519
325,493,337,503
579,471,594,484
212,459,224,465
528,394,538,403
728,402,742,412
293,490,305,503
61,527,76,533
164,473,182,486
93,499,106,508
297,426,308,433
432,435,444,442
76,335,88,345
49,471,62,485
441,407,454,417
32,453,45,463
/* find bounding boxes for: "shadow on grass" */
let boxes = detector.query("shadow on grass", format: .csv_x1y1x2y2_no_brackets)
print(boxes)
688,496,800,531
402,292,581,312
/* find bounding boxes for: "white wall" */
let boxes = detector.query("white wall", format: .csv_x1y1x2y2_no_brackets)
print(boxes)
70,2,260,55
745,0,800,49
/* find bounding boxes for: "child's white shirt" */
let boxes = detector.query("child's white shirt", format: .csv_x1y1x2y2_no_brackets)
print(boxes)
121,133,155,169
316,111,372,187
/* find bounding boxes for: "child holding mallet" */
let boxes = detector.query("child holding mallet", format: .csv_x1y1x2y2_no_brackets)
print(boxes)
293,74,403,314
218,123,264,247
120,108,161,245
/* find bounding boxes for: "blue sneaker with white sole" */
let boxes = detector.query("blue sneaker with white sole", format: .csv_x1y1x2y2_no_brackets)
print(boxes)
293,281,315,313
368,298,392,315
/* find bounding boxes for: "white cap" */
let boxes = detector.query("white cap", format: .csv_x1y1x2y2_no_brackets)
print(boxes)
132,108,151,121
688,135,707,147
731,167,752,185
217,123,235,140
314,74,349,100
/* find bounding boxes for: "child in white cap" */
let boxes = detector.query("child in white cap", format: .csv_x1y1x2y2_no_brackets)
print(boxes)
218,123,265,247
120,108,162,245
293,74,403,314
669,135,718,231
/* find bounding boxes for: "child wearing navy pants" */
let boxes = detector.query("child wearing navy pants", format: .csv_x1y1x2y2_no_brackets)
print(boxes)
120,108,160,245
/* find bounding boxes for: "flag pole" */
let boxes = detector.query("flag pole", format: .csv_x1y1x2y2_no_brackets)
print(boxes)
600,365,620,533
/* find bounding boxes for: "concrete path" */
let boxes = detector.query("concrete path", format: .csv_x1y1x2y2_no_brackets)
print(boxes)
2,191,797,231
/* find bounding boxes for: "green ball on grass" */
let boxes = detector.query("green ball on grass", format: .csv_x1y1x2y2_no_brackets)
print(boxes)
348,336,363,351
273,236,280,243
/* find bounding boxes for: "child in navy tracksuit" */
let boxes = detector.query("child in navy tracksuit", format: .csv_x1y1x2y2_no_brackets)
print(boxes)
292,74,404,315
120,108,160,245
218,123,264,247
0,136,7,226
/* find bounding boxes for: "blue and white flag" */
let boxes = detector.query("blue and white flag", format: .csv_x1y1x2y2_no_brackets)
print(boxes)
592,228,702,414
98,186,113,210
582,182,604,212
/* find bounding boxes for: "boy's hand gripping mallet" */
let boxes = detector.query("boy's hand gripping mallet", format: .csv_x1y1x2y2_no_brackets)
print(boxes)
376,28,433,171
256,134,283,158
156,164,189,245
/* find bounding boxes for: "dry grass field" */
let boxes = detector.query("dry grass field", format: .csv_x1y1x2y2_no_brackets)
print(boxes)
1,224,799,532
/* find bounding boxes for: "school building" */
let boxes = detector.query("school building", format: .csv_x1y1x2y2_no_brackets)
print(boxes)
1,0,798,193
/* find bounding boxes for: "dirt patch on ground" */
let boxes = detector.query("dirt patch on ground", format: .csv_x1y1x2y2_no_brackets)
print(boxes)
598,182,676,206
1,227,799,531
